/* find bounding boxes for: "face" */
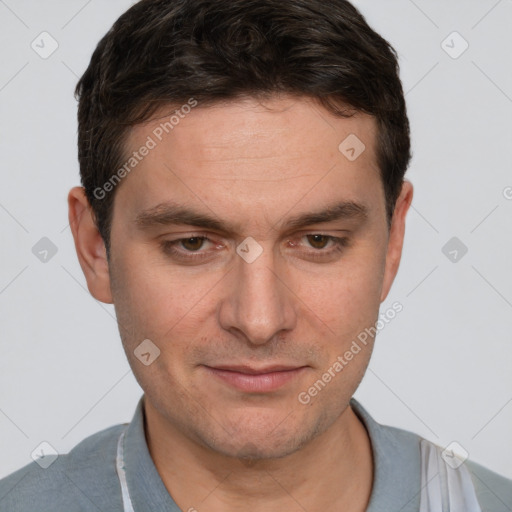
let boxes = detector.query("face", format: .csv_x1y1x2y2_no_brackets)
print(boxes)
75,95,411,460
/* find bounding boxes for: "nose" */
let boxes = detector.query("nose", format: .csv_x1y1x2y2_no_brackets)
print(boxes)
218,243,297,346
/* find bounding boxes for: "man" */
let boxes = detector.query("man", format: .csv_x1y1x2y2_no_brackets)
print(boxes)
1,0,510,510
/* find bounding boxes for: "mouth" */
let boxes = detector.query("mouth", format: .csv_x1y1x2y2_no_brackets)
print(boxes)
202,364,308,393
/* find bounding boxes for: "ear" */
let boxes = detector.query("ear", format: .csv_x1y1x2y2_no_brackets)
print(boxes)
380,180,414,303
67,186,113,304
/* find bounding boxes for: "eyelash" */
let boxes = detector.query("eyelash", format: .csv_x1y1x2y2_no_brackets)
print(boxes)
160,234,351,262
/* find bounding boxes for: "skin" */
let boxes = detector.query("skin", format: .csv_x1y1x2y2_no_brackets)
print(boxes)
68,94,413,512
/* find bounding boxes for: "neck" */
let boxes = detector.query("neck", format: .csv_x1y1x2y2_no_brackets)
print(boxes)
143,400,374,512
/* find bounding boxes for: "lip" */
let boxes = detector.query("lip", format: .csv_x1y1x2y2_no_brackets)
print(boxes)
203,365,308,393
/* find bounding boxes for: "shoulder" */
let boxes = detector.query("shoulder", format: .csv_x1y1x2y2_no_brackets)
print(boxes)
466,459,512,512
374,425,512,511
350,399,512,511
0,423,126,512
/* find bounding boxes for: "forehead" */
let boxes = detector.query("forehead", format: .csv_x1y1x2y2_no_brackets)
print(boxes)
126,96,377,163
116,95,384,228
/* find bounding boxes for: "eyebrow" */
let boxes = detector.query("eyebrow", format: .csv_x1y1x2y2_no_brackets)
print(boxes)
134,200,369,234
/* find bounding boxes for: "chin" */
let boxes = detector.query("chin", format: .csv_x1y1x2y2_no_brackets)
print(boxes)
211,434,306,462
199,408,323,461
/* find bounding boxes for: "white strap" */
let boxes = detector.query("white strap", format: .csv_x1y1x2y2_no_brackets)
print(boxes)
116,430,136,512
419,439,482,512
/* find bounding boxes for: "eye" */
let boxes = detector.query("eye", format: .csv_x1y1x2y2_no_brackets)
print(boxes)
288,234,351,261
178,236,208,251
160,236,220,262
305,234,333,250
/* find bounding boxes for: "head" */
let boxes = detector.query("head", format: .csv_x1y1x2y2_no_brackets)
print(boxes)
69,0,413,460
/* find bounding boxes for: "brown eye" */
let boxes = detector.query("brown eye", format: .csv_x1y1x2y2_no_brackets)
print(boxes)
180,237,206,251
306,234,330,249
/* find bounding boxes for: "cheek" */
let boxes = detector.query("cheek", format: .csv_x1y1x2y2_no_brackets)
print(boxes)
111,246,215,337
110,254,205,391
295,247,386,331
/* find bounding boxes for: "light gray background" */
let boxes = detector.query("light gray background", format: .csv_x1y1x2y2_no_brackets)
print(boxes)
0,0,511,481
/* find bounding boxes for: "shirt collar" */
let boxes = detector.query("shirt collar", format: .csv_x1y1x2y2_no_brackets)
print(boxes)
123,395,181,511
123,395,421,511
350,397,421,511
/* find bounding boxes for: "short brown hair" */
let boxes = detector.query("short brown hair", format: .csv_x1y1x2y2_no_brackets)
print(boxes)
75,0,411,256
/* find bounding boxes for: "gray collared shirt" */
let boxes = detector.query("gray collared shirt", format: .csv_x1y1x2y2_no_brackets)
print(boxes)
1,395,511,511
